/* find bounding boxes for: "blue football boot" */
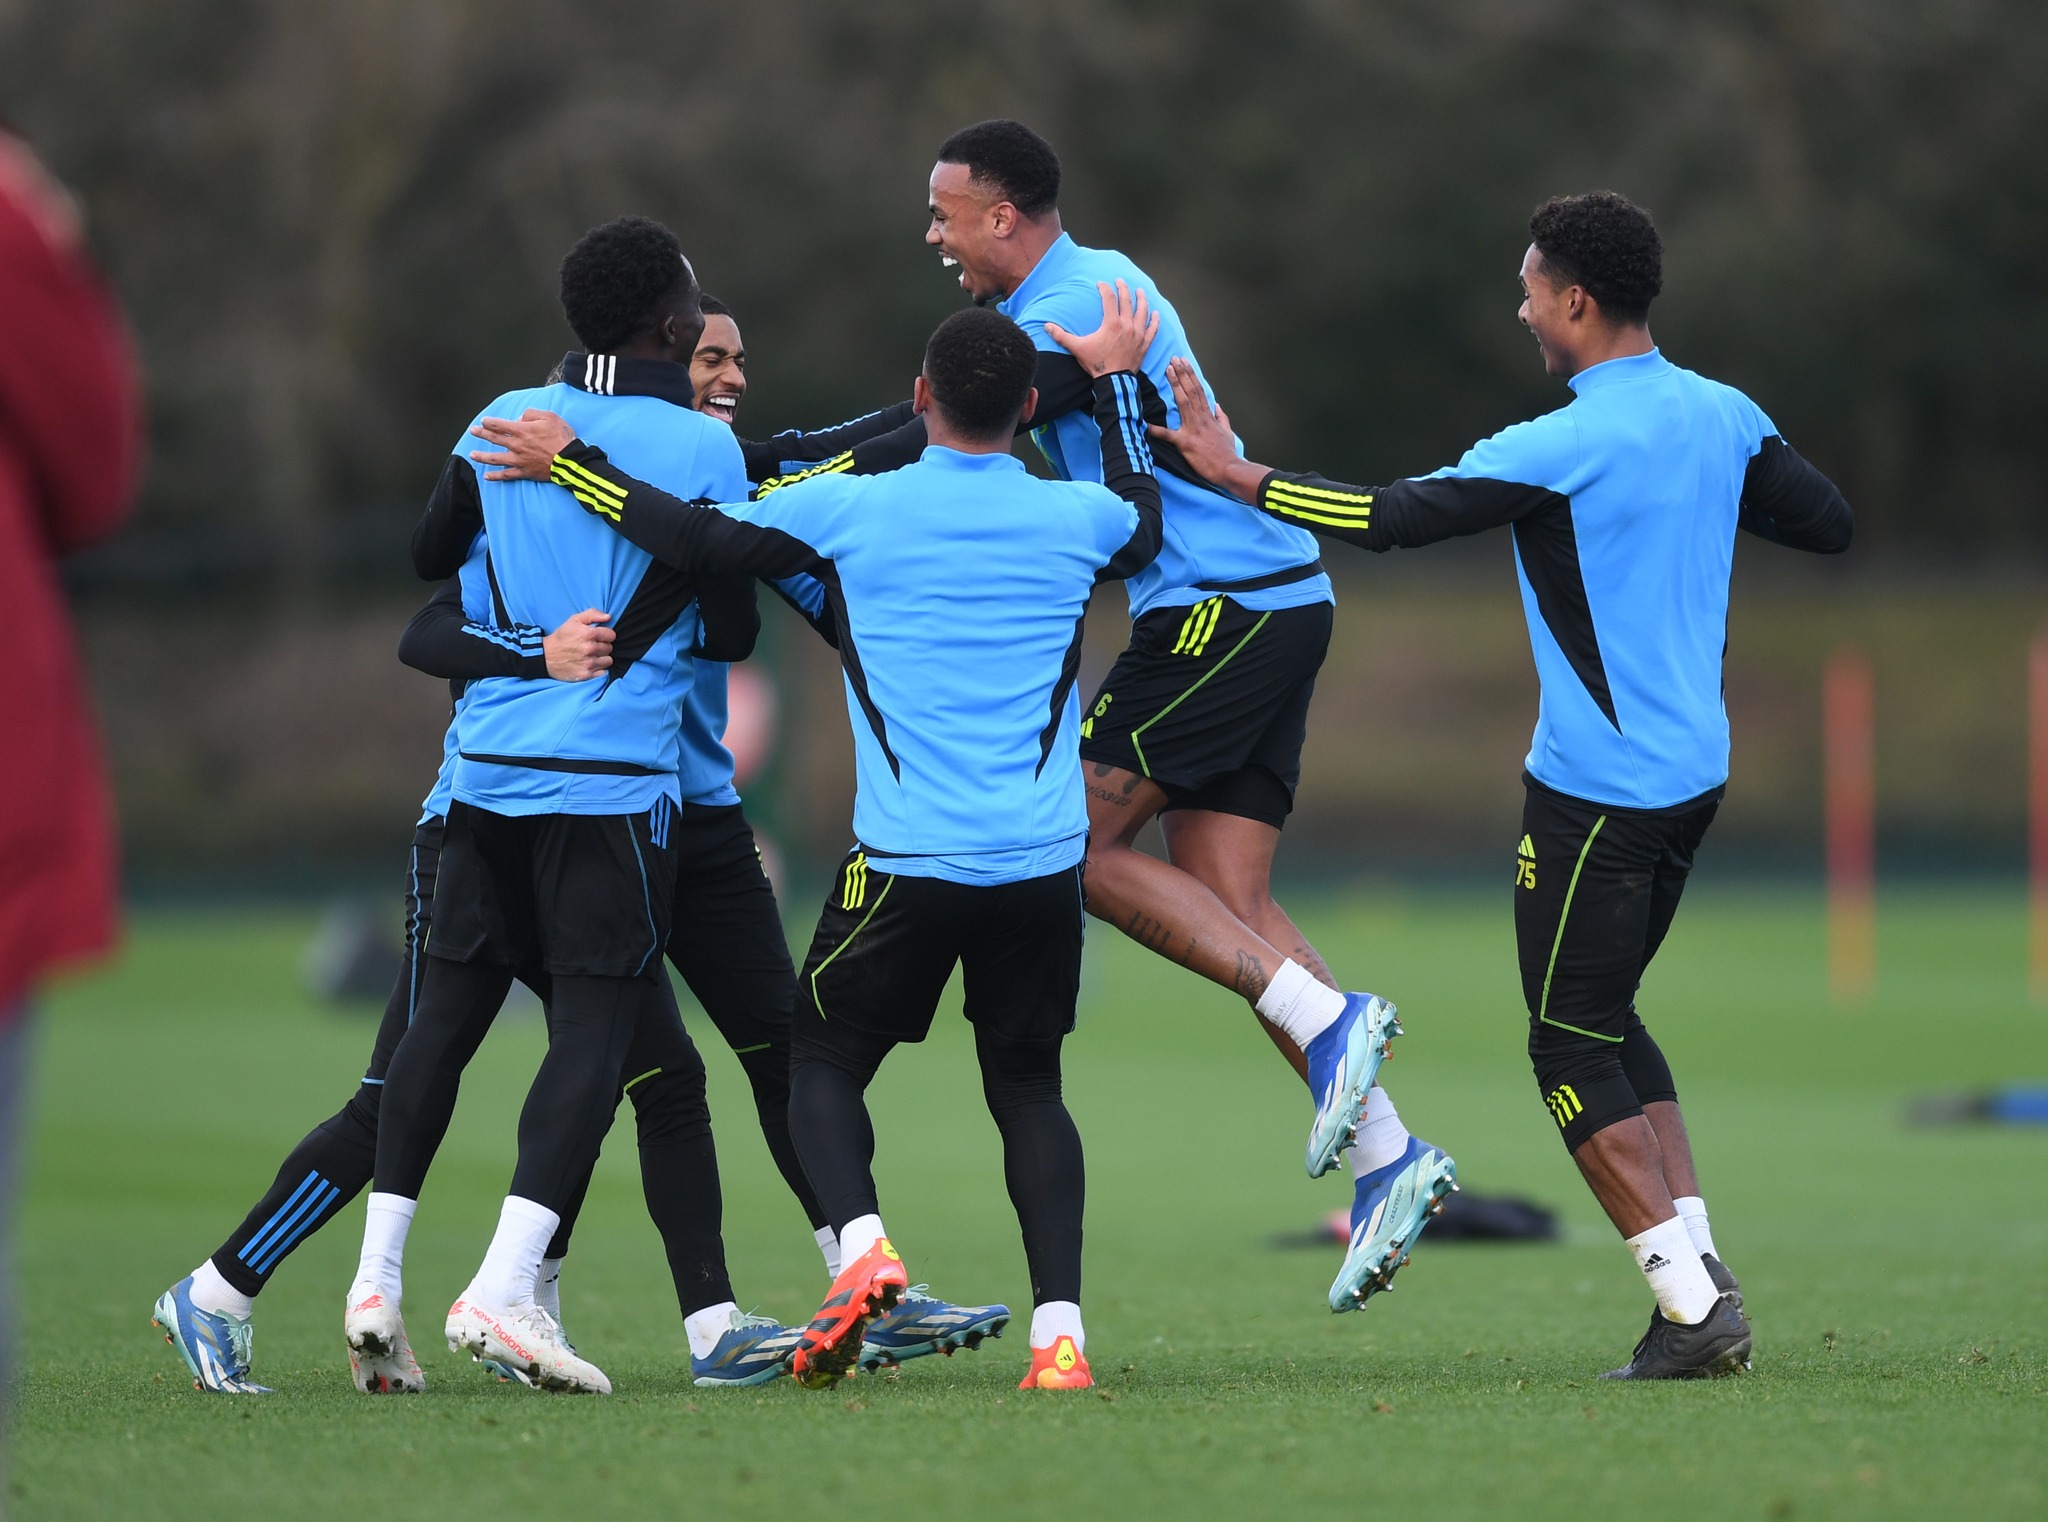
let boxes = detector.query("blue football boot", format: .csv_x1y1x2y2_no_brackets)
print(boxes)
691,1309,802,1388
152,1277,272,1394
1303,993,1402,1178
1329,1135,1457,1312
858,1286,1010,1372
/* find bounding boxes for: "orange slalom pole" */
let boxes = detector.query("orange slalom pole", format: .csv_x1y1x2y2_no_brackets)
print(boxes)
1824,646,1876,1002
2030,632,2048,1000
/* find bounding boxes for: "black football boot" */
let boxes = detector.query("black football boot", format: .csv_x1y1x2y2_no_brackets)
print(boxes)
1601,1295,1752,1380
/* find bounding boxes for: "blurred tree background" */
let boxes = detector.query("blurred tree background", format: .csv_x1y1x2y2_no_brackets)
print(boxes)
3,0,2042,883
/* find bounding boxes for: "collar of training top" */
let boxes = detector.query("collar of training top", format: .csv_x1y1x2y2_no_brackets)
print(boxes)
997,230,1080,318
918,444,1029,471
1567,346,1671,396
558,351,698,408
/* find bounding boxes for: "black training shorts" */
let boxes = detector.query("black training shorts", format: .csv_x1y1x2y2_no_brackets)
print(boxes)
798,849,1085,1046
429,798,681,979
1515,773,1720,1146
1078,596,1332,828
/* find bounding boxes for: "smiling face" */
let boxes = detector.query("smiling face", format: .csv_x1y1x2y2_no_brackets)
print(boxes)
926,160,1021,304
1518,243,1580,379
690,313,746,426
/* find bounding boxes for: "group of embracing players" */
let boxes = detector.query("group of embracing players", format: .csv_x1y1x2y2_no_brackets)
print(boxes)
153,117,1851,1398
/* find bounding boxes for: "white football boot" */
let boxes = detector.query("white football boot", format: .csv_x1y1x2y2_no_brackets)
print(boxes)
445,1293,611,1394
344,1290,425,1393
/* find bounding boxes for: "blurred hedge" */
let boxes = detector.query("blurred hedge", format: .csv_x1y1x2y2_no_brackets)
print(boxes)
6,0,2045,581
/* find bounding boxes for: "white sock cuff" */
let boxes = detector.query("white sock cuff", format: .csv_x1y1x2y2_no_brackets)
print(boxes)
366,1192,418,1221
684,1300,738,1360
1254,960,1347,1050
189,1259,255,1320
1344,1087,1412,1177
1625,1215,1717,1325
1671,1195,1719,1261
501,1195,562,1236
1254,958,1317,1022
838,1214,886,1266
814,1226,842,1277
1029,1300,1085,1353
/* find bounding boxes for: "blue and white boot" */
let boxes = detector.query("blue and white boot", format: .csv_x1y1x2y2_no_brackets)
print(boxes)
858,1286,1010,1371
1303,994,1402,1178
691,1309,802,1388
152,1277,272,1394
1329,1136,1457,1312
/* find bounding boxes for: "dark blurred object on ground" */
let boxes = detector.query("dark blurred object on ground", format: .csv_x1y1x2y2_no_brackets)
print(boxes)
0,122,141,1447
1273,1192,1559,1250
1906,1086,2048,1127
301,902,403,1005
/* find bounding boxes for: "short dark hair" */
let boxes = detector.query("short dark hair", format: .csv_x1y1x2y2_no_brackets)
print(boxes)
1528,192,1662,324
935,119,1061,219
559,216,696,354
699,293,733,320
922,308,1037,439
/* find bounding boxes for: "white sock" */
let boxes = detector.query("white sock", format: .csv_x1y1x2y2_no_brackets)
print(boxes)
1341,1087,1411,1177
815,1226,842,1279
1672,1195,1720,1262
535,1257,565,1322
837,1213,886,1266
466,1196,562,1311
188,1259,254,1320
1029,1300,1085,1353
684,1300,738,1360
1625,1215,1719,1324
349,1192,417,1307
1254,960,1347,1050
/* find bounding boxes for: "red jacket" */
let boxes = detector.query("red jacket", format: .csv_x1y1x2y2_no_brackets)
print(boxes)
0,135,141,1015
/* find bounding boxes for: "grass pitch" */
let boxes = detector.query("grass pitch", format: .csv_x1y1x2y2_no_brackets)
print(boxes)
13,885,2046,1520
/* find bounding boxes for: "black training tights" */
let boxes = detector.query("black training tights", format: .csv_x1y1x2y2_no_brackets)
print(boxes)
375,957,652,1219
504,972,654,1214
372,958,515,1200
788,1022,1083,1306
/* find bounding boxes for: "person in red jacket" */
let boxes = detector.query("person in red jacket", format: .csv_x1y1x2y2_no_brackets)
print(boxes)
0,125,142,1423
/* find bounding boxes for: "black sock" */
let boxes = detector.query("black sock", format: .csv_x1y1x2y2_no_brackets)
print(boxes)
209,1085,378,1299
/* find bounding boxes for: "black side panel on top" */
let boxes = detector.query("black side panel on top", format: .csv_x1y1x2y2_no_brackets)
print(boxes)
807,562,898,779
604,559,699,687
1511,495,1621,732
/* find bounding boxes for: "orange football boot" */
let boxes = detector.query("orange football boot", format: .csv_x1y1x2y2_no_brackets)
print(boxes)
1018,1335,1092,1390
790,1237,908,1389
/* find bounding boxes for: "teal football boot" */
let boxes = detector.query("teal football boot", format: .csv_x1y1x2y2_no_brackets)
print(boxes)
152,1277,272,1394
858,1286,1009,1371
1329,1136,1457,1312
1303,994,1402,1178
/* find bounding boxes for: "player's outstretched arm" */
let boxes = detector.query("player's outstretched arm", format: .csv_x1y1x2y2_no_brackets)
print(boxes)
466,411,828,579
1738,436,1852,553
397,577,615,683
741,401,917,484
1151,359,1553,553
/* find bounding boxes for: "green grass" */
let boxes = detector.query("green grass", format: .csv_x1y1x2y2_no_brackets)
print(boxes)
14,886,2047,1520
